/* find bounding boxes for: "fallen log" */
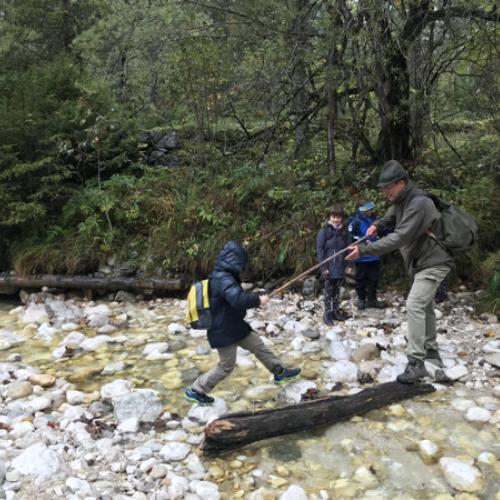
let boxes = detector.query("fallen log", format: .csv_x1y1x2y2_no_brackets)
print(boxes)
0,273,185,293
203,381,435,456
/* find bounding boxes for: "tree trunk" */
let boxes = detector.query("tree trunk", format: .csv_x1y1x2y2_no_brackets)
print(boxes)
0,273,185,293
287,0,312,156
203,381,435,456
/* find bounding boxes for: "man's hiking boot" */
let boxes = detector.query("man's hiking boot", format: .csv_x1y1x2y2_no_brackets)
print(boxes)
396,358,427,384
184,388,214,405
424,348,444,368
356,299,366,310
323,311,333,326
366,298,385,309
332,309,349,321
274,367,301,385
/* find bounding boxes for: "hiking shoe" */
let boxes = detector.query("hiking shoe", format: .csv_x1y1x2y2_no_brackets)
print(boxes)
356,299,366,310
184,388,214,405
424,348,444,368
323,311,333,326
332,309,349,321
366,299,386,309
274,367,301,385
396,358,427,384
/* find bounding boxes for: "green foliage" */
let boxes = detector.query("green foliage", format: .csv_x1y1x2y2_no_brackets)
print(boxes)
1,0,499,315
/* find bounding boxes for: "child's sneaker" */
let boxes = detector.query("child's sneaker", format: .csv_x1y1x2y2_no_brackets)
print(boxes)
184,388,214,405
274,367,301,385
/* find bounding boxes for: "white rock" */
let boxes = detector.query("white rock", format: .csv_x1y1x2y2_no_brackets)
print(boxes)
493,384,500,398
324,326,343,342
10,421,34,437
166,472,189,499
101,379,131,400
418,440,440,461
277,380,317,404
327,360,358,383
167,323,187,334
97,324,117,334
84,304,111,328
80,335,111,351
159,442,191,461
142,342,169,356
60,331,86,348
328,341,351,361
249,320,266,331
483,340,500,353
439,457,482,492
266,323,281,335
22,304,49,325
12,442,60,480
465,407,491,423
164,430,188,441
451,399,475,412
0,330,25,351
353,466,378,487
187,398,227,424
66,477,92,496
279,484,307,500
186,453,205,474
34,323,58,342
45,299,82,326
102,361,126,375
61,322,80,331
66,390,85,405
117,418,140,433
477,451,496,464
444,364,468,381
236,355,255,369
112,389,163,423
189,480,220,500
27,396,52,412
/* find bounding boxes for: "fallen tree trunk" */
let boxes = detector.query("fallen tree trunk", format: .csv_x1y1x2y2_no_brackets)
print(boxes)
203,381,435,455
0,273,185,293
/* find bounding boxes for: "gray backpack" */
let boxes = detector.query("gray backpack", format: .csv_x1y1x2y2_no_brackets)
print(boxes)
427,194,478,256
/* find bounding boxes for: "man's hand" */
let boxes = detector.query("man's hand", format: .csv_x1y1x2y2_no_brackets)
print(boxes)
345,245,360,261
366,225,378,237
259,294,270,306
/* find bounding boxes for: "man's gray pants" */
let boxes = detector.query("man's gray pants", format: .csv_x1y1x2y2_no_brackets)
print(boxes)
406,265,451,360
192,331,282,394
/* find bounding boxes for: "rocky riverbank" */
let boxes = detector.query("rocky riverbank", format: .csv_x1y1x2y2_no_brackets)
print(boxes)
0,285,498,499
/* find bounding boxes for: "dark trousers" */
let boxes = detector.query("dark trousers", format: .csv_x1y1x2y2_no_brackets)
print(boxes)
324,278,341,313
355,261,380,301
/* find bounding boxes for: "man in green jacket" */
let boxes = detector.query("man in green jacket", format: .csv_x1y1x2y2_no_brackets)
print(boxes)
346,160,454,383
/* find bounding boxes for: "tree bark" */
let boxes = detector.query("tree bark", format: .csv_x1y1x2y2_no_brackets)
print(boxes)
0,273,185,293
203,381,435,456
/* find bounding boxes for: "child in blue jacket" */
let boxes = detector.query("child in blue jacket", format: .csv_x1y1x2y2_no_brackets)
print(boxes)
316,205,351,325
347,201,385,310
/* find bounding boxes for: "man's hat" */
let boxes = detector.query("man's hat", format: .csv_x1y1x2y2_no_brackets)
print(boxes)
377,160,408,187
359,201,375,212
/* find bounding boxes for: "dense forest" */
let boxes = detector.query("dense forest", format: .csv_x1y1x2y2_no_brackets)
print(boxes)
0,1,498,307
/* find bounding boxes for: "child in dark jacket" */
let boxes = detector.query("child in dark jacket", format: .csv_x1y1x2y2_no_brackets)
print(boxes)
316,205,351,325
185,241,301,405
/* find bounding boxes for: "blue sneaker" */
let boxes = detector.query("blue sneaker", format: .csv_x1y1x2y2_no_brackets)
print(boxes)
184,388,214,405
274,367,301,385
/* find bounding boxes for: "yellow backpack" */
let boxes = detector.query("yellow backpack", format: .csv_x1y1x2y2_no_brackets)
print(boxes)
186,279,212,329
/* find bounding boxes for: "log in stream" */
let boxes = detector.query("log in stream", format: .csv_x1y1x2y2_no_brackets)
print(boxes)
203,381,435,456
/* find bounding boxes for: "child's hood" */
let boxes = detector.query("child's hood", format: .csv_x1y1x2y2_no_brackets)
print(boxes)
214,241,248,274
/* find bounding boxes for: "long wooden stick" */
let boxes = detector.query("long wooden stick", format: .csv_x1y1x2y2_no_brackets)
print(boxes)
269,234,370,298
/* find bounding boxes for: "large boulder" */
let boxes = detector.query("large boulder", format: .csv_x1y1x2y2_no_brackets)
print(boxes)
112,389,163,423
12,442,61,481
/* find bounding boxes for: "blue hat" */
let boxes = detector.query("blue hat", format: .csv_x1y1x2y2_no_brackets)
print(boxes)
359,201,375,212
